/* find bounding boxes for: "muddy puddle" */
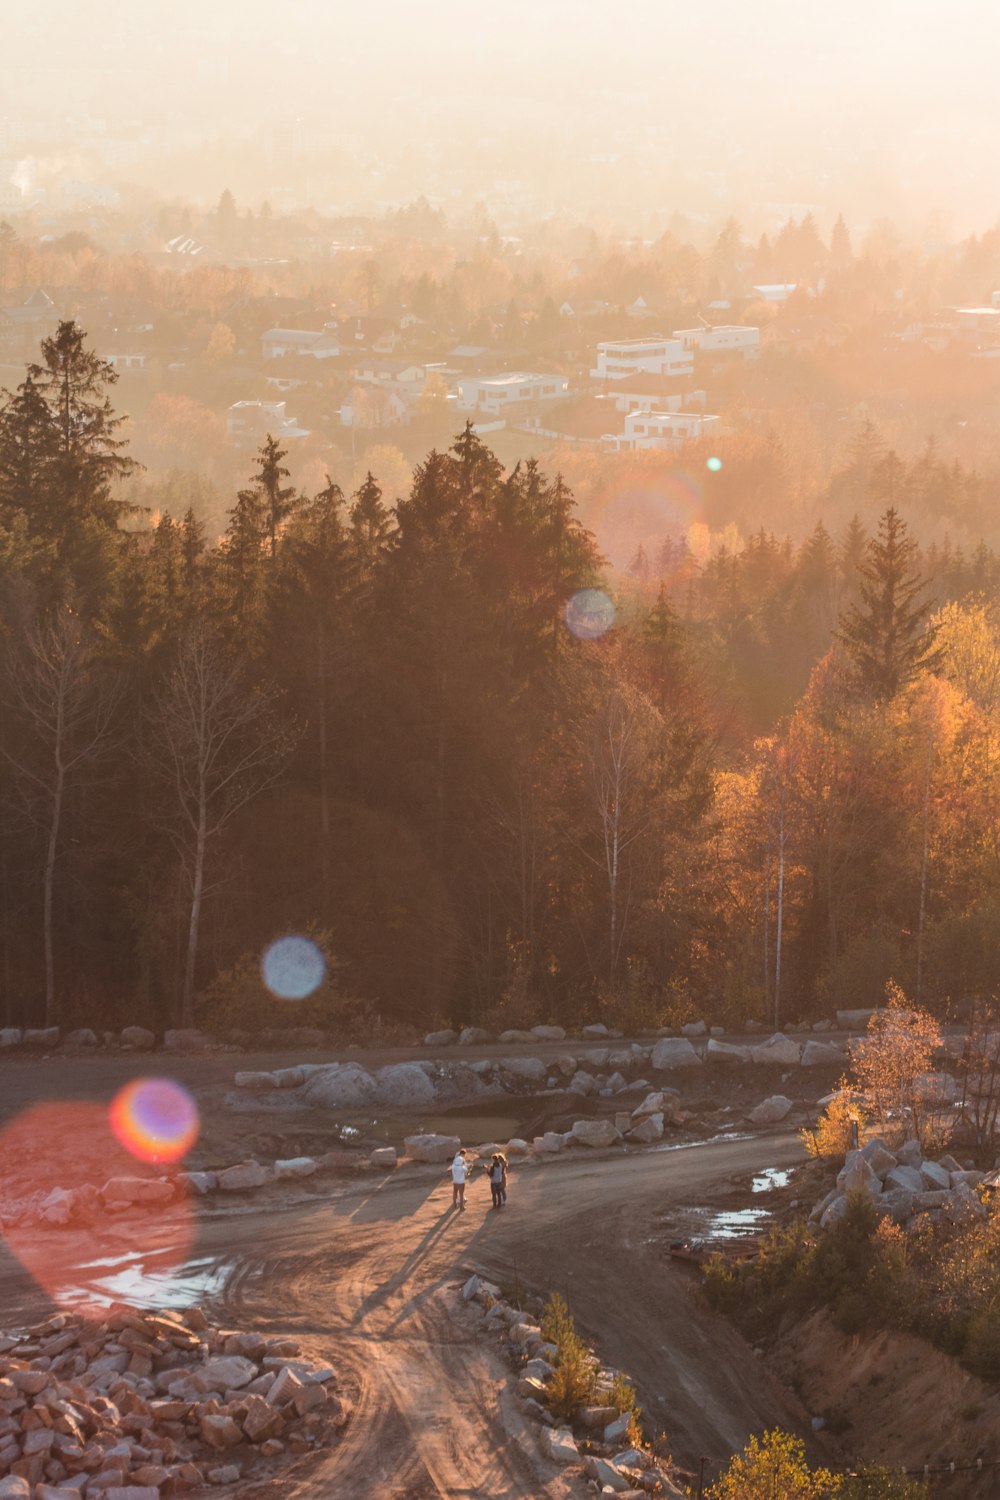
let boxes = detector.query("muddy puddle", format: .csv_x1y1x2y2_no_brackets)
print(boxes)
57,1249,228,1310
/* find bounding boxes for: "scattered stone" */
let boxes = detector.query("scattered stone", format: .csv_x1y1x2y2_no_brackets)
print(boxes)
22,1027,59,1047
458,1027,490,1045
837,1150,882,1199
63,1027,99,1047
207,1465,241,1485
626,1113,663,1144
163,1027,210,1051
570,1118,623,1149
369,1146,397,1169
605,1413,631,1444
895,1139,923,1169
501,1057,548,1084
706,1038,749,1065
0,1028,22,1048
650,1037,702,1070
462,1275,481,1300
860,1141,897,1179
101,1176,174,1206
567,1070,597,1096
919,1160,951,1191
423,1029,457,1047
680,1019,707,1037
748,1033,801,1066
374,1062,437,1107
582,1023,610,1038
584,1454,631,1490
749,1095,793,1125
121,1025,155,1050
533,1132,564,1154
800,1040,844,1067
217,1161,269,1192
884,1164,924,1194
403,1133,462,1164
180,1169,218,1194
541,1426,579,1463
274,1157,319,1180
532,1025,566,1041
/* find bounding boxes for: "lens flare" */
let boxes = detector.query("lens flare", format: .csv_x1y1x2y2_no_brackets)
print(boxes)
261,934,326,999
706,456,723,472
564,588,615,640
0,1100,196,1315
110,1077,200,1164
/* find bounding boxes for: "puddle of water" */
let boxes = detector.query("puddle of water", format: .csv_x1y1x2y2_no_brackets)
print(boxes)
58,1255,227,1311
752,1167,791,1193
649,1132,753,1154
702,1205,771,1238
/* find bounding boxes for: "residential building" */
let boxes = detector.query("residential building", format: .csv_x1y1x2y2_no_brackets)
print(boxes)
607,375,707,416
339,387,410,428
352,358,426,389
102,351,146,373
590,337,693,381
261,328,341,360
456,371,570,416
751,284,797,303
615,408,721,451
673,325,760,357
227,399,309,445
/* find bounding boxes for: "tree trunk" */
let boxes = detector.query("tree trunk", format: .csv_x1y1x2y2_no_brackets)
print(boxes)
42,766,65,1027
774,786,786,1032
316,620,331,901
181,803,207,1029
915,731,934,1003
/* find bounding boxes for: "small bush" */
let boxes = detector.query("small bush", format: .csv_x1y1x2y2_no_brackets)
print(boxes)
540,1292,598,1421
609,1370,642,1444
801,1079,869,1159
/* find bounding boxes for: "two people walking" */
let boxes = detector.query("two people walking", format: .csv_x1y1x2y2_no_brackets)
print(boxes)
449,1149,508,1211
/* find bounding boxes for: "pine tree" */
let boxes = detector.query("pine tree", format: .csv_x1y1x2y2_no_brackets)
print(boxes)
349,472,393,578
830,212,853,266
837,507,943,699
250,434,298,559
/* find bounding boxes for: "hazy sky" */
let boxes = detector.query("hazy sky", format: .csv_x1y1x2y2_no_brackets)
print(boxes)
5,1,999,228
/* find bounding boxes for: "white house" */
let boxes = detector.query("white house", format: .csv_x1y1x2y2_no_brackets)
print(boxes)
952,307,1000,339
261,328,341,360
751,284,797,303
615,408,721,451
673,325,760,357
590,337,693,381
352,358,426,389
456,371,570,416
340,387,410,429
227,400,309,444
102,352,146,373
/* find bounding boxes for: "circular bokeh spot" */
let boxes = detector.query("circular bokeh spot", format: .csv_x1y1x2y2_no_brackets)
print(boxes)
706,456,723,472
564,588,616,641
110,1077,200,1165
261,934,326,1000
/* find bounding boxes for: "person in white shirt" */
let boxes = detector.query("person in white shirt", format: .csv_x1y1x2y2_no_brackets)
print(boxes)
450,1150,469,1210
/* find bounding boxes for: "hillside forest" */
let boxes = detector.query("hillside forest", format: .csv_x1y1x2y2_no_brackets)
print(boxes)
3,323,1000,1035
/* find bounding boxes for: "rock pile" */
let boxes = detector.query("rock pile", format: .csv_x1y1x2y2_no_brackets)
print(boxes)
458,1274,684,1496
0,1305,346,1495
812,1138,986,1229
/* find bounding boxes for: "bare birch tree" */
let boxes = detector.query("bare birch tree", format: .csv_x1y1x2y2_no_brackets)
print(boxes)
1,605,121,1024
147,626,295,1026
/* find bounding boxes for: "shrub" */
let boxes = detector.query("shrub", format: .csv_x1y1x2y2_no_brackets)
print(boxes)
801,1079,869,1159
540,1292,598,1421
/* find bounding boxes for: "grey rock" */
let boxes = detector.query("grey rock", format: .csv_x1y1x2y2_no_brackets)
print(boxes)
423,1029,457,1047
533,1132,564,1154
681,1019,707,1036
836,1008,877,1029
605,1412,631,1445
885,1164,924,1194
919,1160,951,1191
0,1028,22,1048
877,1188,914,1223
375,1062,437,1107
896,1139,923,1168
163,1027,210,1050
567,1070,597,1095
274,1156,318,1179
179,1170,217,1194
582,1022,610,1038
404,1133,462,1163
860,1142,897,1179
499,1029,536,1043
950,1169,984,1189
502,1056,548,1085
63,1027,99,1047
458,1026,490,1045
650,1037,702,1070
541,1426,579,1464
626,1113,663,1144
217,1160,269,1192
749,1033,801,1067
707,1038,749,1065
301,1063,377,1109
800,1040,844,1067
369,1146,397,1168
837,1149,882,1198
121,1025,156,1050
749,1094,793,1125
570,1118,622,1148
583,1455,631,1491
23,1026,59,1047
820,1193,847,1228
532,1025,566,1040
462,1274,481,1300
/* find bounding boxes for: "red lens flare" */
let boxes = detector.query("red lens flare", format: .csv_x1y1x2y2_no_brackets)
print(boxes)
109,1077,200,1165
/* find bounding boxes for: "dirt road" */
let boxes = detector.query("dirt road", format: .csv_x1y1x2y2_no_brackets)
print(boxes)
0,1131,813,1498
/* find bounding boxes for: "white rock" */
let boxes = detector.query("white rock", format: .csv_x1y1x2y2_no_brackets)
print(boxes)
369,1146,397,1168
64,1027,99,1046
681,1019,707,1036
23,1026,58,1047
179,1170,217,1194
749,1095,793,1125
121,1025,156,1050
541,1426,579,1463
707,1038,749,1065
192,1356,258,1392
800,1040,844,1066
301,1063,377,1109
502,1056,548,1085
101,1176,174,1205
505,1138,530,1154
650,1037,702,1069
837,1150,882,1198
458,1027,490,1045
582,1023,610,1038
375,1062,437,1107
570,1118,623,1148
604,1412,631,1444
919,1160,951,1191
404,1133,462,1163
217,1161,269,1191
235,1070,279,1089
532,1025,566,1040
626,1113,663,1143
462,1274,481,1300
0,1028,22,1048
568,1070,597,1095
749,1033,801,1066
533,1132,564,1154
274,1157,318,1179
552,1053,577,1077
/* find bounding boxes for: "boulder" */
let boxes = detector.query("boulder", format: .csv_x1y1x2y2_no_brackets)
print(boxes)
568,1070,597,1095
626,1113,664,1144
878,1188,914,1223
374,1063,437,1107
937,1153,963,1174
836,1008,877,1029
0,1478,31,1498
0,1028,22,1048
192,1356,258,1392
582,1023,610,1038
23,1026,59,1047
916,1071,957,1105
301,1063,377,1109
570,1118,623,1149
207,1466,241,1485
532,1025,566,1041
650,1037,702,1070
533,1132,564,1154
706,1038,749,1065
913,1190,949,1213
369,1146,397,1169
681,1019,707,1036
39,1186,75,1224
584,1455,631,1491
810,1187,840,1223
199,1414,243,1449
499,1029,535,1043
605,1071,628,1093
541,1426,579,1464
579,1404,619,1429
404,1133,462,1164
274,1157,319,1179
217,1161,269,1192
819,1193,848,1228
749,1095,793,1125
951,1169,984,1189
884,1164,924,1194
944,1182,985,1223
509,1321,542,1347
551,1053,577,1077
582,1047,610,1067
749,1033,801,1067
424,1029,457,1047
121,1025,155,1050
605,1413,631,1445
919,1160,951,1191
462,1274,481,1300
501,1056,548,1085
163,1027,210,1051
505,1138,530,1155
800,1040,844,1067
860,1141,897,1179
101,1176,174,1206
523,1357,556,1381
180,1170,218,1194
458,1027,490,1045
836,1150,882,1198
63,1027,99,1047
896,1139,923,1168
235,1070,279,1089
